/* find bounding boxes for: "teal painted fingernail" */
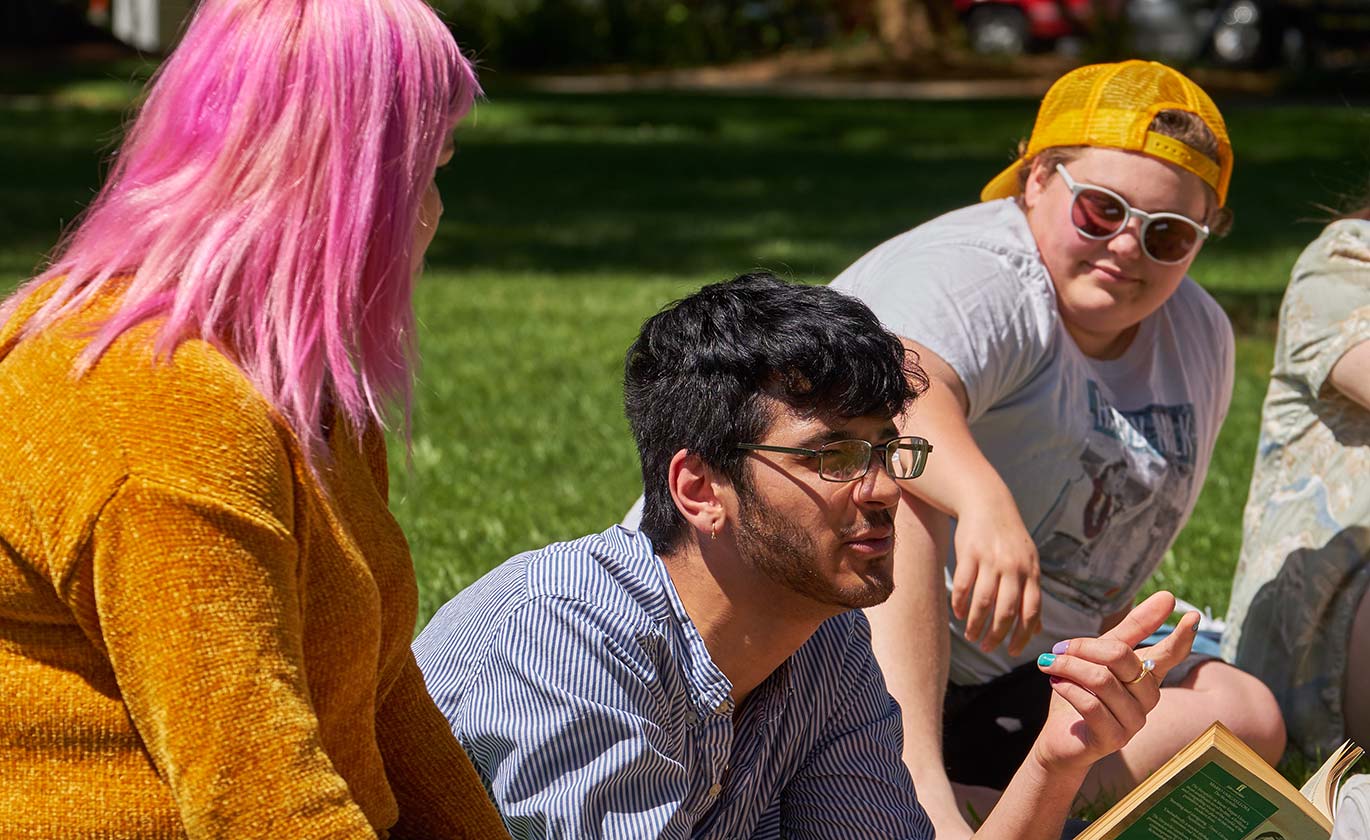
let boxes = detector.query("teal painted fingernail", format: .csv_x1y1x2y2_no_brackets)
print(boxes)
1037,653,1056,667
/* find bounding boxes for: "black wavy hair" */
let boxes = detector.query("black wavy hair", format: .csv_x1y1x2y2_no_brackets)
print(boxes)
624,271,927,554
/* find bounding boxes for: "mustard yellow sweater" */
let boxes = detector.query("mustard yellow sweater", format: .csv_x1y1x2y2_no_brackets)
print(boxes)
0,290,509,839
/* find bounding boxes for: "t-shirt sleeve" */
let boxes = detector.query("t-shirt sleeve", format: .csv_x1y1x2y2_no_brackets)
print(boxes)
1188,280,1235,458
1280,219,1370,397
1213,307,1235,448
834,233,1056,423
430,597,695,840
1175,282,1235,544
779,615,934,840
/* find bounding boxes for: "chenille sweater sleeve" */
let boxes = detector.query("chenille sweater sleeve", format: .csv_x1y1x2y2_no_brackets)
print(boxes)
377,655,511,838
359,420,511,839
82,475,379,839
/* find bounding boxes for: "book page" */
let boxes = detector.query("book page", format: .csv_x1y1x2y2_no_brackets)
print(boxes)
1299,741,1363,820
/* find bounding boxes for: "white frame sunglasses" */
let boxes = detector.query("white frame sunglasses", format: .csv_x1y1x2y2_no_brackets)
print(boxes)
1056,164,1210,265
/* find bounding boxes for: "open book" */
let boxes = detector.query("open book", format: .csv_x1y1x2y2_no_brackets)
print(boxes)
1076,722,1362,840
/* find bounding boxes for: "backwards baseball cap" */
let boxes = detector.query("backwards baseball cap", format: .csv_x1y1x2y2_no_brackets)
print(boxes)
981,60,1232,206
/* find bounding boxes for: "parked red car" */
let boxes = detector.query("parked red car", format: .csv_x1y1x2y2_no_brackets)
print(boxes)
954,0,1096,54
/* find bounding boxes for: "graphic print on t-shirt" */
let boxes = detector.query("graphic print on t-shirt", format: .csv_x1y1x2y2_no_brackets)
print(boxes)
1031,382,1197,614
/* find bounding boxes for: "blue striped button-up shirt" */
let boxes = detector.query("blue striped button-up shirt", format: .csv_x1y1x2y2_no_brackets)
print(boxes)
414,525,934,839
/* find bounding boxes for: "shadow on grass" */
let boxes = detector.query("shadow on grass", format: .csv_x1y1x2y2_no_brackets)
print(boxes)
3,87,1369,299
426,93,1370,296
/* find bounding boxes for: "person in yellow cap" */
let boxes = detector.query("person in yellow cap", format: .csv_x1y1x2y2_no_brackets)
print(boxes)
830,60,1287,838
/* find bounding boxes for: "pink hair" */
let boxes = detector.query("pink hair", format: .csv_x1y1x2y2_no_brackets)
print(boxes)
3,0,479,463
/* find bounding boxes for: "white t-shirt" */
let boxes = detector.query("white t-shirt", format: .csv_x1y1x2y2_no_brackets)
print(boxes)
831,199,1234,684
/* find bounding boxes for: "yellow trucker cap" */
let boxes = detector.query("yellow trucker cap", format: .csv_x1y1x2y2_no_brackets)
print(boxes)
981,60,1232,206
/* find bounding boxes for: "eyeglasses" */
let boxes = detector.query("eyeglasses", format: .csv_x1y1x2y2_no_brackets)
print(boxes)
736,435,933,482
1056,164,1209,265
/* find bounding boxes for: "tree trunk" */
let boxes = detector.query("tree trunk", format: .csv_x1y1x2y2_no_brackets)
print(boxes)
872,0,953,62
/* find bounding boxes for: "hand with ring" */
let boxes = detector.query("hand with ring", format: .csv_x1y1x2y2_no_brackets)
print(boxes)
1028,591,1200,777
1123,658,1156,685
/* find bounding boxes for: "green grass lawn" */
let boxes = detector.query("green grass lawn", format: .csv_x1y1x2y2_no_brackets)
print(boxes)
4,70,1369,631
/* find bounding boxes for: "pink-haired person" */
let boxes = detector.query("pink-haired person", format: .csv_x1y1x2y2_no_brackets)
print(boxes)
0,0,507,837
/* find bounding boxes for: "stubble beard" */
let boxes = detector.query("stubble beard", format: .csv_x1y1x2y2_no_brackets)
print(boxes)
734,488,895,611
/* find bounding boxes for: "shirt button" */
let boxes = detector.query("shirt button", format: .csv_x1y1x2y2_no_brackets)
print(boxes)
708,782,722,798
714,700,729,715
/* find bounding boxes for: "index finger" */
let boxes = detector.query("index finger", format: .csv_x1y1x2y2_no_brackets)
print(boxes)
1007,576,1042,657
1100,591,1177,648
963,571,1001,646
982,575,1023,652
950,553,980,622
1134,610,1200,683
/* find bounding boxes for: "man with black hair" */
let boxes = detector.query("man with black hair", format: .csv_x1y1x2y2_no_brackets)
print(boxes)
415,272,1197,840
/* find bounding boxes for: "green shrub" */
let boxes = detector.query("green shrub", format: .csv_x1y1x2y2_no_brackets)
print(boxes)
432,0,852,70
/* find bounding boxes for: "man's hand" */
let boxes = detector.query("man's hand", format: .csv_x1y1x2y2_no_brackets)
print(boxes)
950,495,1042,656
1028,591,1199,776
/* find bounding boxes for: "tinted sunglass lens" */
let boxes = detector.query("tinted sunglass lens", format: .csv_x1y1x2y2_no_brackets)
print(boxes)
1143,218,1198,264
1072,189,1126,237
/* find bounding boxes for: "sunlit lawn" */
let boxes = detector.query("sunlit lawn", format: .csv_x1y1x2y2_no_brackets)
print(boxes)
4,63,1369,642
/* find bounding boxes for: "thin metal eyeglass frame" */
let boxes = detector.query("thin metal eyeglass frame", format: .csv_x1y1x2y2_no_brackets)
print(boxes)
1055,164,1209,265
735,435,934,482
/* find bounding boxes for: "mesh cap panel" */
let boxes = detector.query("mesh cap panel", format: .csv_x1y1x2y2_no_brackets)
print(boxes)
981,61,1232,205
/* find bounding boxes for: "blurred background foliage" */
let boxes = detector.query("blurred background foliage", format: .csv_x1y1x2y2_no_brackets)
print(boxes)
429,0,868,70
426,0,1370,77
12,0,1370,84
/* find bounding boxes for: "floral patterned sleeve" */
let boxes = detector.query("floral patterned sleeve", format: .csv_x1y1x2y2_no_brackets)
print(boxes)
1280,219,1370,397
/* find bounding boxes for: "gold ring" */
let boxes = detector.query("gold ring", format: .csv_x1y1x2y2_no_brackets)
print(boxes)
1124,658,1156,686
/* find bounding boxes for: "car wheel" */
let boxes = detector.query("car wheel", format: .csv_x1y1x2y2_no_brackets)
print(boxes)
965,5,1031,55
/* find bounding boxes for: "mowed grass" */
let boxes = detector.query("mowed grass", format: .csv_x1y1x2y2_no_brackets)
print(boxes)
4,70,1370,633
